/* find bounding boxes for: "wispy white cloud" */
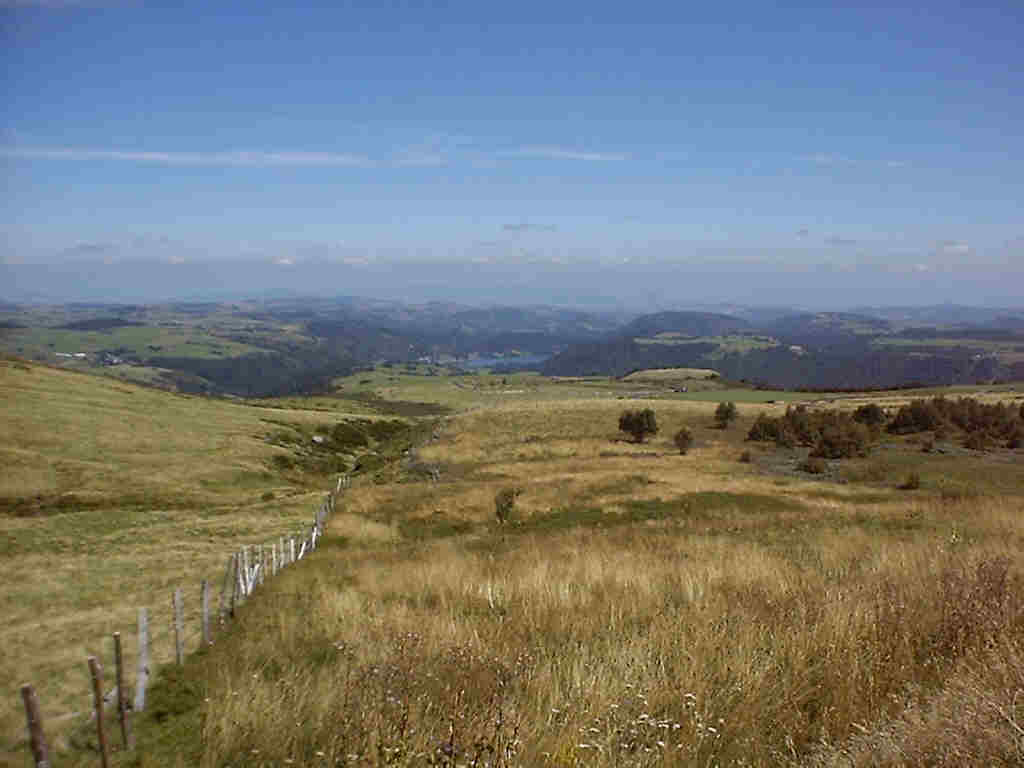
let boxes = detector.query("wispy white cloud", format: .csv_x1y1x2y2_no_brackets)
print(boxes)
499,146,626,162
809,153,855,167
935,240,971,256
1,146,370,167
503,222,558,233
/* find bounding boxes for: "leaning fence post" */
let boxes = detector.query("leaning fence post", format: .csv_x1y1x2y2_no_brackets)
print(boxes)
219,553,233,623
113,632,133,750
88,657,110,768
134,608,149,712
201,579,211,647
173,588,184,666
20,684,49,768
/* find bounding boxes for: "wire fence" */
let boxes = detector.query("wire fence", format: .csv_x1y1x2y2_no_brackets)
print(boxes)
17,474,348,767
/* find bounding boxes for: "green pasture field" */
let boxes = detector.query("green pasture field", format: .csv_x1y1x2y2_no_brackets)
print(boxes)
0,325,261,362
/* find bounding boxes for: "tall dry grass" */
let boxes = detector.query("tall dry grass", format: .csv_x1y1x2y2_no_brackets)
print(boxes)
181,493,1024,767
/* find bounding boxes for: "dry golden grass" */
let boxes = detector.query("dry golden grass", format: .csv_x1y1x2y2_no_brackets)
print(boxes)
0,360,358,760
8,362,1024,766
97,387,1024,767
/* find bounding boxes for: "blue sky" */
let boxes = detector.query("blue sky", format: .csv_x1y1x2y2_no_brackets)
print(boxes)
1,1,1022,306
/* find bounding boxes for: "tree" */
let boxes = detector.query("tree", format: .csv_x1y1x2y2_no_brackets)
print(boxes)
619,408,658,443
715,401,738,428
674,426,693,455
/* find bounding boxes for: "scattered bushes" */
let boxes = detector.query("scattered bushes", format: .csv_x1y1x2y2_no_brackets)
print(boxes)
888,396,1021,441
618,408,658,443
852,403,886,427
673,426,694,455
714,401,738,428
811,421,872,459
748,405,873,458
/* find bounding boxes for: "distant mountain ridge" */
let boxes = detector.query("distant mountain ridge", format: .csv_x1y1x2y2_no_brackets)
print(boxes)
620,311,752,338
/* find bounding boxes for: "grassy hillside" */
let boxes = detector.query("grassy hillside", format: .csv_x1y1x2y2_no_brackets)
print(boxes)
80,373,1024,767
0,358,397,761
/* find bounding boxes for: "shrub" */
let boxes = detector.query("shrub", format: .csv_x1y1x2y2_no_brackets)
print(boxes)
748,405,876,458
921,437,934,453
963,430,992,451
747,413,779,442
888,399,943,434
899,472,921,490
738,450,752,463
853,403,886,427
673,426,693,455
331,421,370,450
714,401,738,428
618,408,658,443
812,421,871,459
800,456,827,474
494,487,522,524
261,491,275,502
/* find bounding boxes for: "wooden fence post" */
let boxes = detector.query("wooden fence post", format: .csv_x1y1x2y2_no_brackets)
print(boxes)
20,684,49,768
113,632,133,750
290,537,296,564
87,657,110,768
201,579,210,647
173,588,184,666
230,553,239,615
134,608,149,712
271,541,277,577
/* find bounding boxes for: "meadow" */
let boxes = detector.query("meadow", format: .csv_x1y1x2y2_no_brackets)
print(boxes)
0,359,383,763
6,360,1024,766
116,373,1024,766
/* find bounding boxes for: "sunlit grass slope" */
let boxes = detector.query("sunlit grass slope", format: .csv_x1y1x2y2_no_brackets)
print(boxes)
0,358,369,760
116,382,1024,767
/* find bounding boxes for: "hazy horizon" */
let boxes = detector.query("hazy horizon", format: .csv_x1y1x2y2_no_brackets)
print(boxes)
2,257,1022,312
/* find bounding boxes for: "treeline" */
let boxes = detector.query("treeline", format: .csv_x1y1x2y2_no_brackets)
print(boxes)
541,338,717,377
151,351,354,398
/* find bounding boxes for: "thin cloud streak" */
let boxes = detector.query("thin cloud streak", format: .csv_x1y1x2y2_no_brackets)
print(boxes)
499,146,626,162
1,146,370,167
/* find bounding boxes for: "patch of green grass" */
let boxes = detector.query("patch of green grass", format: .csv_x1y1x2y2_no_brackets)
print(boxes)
518,492,804,535
801,489,899,505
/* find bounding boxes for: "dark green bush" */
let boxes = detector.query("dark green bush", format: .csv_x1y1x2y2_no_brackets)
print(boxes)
673,426,694,455
714,401,738,428
812,421,871,459
853,403,886,427
747,413,780,442
619,408,658,443
748,406,874,458
331,421,369,449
